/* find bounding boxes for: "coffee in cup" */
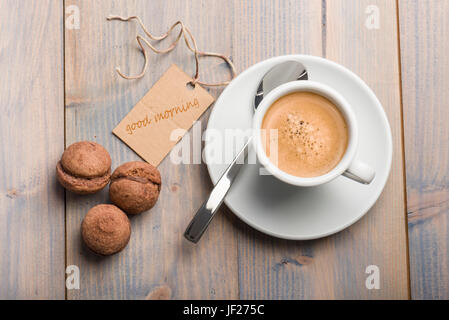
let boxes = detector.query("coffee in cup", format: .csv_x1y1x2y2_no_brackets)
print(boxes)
261,91,348,178
253,80,375,186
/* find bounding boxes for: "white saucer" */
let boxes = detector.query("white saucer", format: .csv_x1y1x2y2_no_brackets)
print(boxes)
205,55,392,240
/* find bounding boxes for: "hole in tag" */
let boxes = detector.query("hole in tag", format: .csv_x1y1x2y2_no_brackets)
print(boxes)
186,82,196,91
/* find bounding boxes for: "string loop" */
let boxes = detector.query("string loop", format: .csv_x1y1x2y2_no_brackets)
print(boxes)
107,15,236,86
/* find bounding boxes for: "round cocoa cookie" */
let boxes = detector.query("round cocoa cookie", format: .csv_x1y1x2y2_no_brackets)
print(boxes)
56,141,111,194
109,161,161,214
81,204,131,256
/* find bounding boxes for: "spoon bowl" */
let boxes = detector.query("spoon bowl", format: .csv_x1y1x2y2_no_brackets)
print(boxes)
254,60,308,110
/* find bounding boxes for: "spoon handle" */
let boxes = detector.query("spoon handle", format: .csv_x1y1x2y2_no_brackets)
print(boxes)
184,137,252,243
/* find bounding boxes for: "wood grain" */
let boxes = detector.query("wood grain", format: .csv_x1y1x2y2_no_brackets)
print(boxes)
235,0,409,299
0,0,65,299
232,0,326,299
0,0,431,300
64,0,411,299
399,0,449,299
64,0,238,299
325,0,409,299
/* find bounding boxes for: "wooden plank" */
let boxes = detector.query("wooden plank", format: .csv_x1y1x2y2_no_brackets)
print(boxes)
399,0,449,299
64,0,238,299
324,0,408,299
0,0,65,299
232,0,325,299
235,0,409,299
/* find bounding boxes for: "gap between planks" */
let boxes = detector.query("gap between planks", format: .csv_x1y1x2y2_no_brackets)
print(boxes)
63,0,68,301
395,0,411,300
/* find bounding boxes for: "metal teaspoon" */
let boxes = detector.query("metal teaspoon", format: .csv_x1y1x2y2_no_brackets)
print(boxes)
184,60,308,243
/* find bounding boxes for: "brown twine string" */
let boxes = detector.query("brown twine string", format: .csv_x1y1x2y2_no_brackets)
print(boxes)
107,15,236,87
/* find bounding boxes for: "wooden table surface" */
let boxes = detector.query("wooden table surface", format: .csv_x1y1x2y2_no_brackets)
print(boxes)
0,0,447,300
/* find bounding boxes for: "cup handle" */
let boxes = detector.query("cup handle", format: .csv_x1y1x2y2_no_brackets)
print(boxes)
342,160,375,184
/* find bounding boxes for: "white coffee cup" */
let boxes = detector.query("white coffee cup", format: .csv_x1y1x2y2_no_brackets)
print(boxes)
253,80,375,187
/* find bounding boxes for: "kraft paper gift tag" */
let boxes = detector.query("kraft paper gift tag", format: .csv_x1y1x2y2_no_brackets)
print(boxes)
113,64,215,166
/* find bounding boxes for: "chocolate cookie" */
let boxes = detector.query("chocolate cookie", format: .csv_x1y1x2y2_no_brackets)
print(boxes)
81,204,131,256
56,141,111,194
109,161,161,214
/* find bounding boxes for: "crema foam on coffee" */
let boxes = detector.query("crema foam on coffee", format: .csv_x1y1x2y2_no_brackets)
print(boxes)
261,92,348,177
